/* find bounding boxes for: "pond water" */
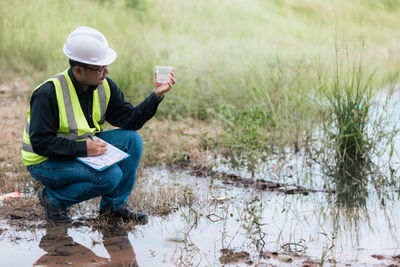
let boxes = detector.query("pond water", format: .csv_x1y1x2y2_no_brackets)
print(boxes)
1,165,400,266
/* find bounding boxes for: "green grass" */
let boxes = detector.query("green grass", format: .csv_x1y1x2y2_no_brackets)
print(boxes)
324,53,373,173
1,0,400,156
323,60,371,206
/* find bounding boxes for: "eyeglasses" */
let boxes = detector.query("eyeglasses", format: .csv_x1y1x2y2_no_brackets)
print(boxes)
81,65,108,75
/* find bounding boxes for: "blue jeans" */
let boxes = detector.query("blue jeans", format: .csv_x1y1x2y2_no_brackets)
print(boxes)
27,129,143,212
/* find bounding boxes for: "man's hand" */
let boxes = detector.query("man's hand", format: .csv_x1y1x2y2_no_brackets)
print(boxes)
154,68,176,98
86,138,107,156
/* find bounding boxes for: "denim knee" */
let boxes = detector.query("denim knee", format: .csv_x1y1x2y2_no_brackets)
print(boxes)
99,166,123,194
127,131,143,159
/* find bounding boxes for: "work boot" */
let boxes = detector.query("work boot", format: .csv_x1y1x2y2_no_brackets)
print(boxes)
100,204,148,224
38,188,72,223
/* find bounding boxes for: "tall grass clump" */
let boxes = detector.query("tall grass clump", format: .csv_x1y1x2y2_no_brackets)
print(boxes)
318,48,400,206
324,54,372,177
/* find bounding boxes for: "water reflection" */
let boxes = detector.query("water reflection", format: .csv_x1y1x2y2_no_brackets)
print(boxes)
4,166,400,266
325,162,386,258
34,223,138,266
329,162,369,208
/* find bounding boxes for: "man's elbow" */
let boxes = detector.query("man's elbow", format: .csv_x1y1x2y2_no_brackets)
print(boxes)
30,136,49,156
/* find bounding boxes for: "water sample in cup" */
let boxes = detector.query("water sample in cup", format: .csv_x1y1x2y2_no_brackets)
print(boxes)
155,66,173,83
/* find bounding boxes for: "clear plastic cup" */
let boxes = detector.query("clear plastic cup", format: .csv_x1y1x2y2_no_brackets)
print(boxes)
155,66,173,83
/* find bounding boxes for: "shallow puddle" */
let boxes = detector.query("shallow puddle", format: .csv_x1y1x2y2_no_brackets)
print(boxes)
1,165,400,266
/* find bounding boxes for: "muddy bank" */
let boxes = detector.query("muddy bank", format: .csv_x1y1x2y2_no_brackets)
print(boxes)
0,164,323,231
190,167,327,194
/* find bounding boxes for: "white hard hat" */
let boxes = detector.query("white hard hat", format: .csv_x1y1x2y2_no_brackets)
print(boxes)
63,26,117,66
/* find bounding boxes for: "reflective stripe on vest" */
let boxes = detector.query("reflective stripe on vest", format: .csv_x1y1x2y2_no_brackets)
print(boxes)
21,68,111,165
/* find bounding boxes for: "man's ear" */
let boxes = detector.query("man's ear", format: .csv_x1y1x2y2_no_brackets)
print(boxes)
73,65,83,77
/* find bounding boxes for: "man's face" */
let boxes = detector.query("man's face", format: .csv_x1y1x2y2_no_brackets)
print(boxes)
80,64,109,86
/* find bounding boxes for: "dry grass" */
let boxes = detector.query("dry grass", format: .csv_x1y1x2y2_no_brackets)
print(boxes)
128,171,196,216
0,77,33,193
139,118,220,170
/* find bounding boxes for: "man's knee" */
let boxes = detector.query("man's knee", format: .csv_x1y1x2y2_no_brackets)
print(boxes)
99,166,123,193
127,131,143,159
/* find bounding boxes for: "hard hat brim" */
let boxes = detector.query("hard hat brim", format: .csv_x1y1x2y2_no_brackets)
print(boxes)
63,45,117,66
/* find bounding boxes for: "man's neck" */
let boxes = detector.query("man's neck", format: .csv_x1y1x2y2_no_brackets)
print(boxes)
81,84,89,92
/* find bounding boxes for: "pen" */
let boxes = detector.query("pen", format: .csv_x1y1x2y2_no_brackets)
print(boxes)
89,135,94,141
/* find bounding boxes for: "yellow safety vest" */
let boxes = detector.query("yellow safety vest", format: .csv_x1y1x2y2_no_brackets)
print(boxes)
21,69,111,166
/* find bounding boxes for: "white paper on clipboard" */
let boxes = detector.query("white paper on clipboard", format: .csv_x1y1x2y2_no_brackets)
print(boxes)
77,137,130,171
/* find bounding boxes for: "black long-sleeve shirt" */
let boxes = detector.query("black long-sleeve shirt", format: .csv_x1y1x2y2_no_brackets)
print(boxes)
29,68,163,160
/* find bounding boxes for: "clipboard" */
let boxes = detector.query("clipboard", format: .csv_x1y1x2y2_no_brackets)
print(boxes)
77,137,130,171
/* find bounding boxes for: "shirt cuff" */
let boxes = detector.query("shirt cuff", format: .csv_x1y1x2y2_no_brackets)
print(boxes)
75,140,88,157
152,90,164,102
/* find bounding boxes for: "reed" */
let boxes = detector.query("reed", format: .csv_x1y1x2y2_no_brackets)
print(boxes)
318,47,400,203
326,52,372,176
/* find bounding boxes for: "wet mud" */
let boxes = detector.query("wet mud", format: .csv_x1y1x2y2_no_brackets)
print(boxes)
0,197,46,229
219,249,252,265
190,167,327,194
